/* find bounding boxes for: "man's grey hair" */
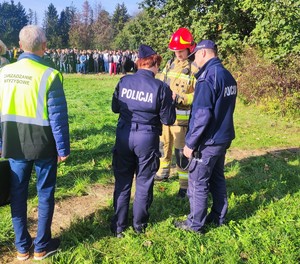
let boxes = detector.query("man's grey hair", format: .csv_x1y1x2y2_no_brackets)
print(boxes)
0,39,7,55
19,25,46,52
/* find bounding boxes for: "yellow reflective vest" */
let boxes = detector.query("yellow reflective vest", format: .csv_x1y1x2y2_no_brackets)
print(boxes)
0,58,62,159
157,58,198,126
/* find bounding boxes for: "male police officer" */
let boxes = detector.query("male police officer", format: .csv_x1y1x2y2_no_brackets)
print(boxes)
0,25,70,260
155,28,198,198
111,44,176,237
175,40,237,233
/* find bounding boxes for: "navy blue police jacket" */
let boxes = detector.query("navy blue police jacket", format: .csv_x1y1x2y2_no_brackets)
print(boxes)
112,69,176,133
185,57,237,150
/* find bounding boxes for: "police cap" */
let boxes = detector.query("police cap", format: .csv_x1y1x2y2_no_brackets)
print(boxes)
188,40,217,57
138,44,157,59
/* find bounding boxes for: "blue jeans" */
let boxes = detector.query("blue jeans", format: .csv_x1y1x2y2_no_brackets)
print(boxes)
104,61,109,73
60,62,67,73
9,157,57,253
79,63,86,74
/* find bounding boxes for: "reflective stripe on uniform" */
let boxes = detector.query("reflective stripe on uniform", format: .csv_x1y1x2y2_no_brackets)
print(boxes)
36,68,55,122
160,161,170,169
166,71,194,81
0,114,50,126
176,109,190,121
178,170,188,180
176,109,191,115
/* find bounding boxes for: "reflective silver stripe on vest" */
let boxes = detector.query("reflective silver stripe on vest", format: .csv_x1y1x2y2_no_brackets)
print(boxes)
178,171,188,180
176,109,190,116
1,114,50,126
1,67,54,126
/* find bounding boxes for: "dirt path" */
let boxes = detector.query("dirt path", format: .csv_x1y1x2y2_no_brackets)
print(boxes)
1,184,114,264
1,146,299,263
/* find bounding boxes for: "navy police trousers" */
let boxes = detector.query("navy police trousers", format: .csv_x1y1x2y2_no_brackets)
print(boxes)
111,122,160,234
186,142,231,232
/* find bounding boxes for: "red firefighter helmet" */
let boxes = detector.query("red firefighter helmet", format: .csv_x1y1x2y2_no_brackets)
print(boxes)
168,27,196,53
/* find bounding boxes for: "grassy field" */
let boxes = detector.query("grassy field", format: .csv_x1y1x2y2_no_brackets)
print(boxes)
0,74,299,263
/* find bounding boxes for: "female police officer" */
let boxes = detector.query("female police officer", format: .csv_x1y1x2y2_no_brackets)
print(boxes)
111,44,176,237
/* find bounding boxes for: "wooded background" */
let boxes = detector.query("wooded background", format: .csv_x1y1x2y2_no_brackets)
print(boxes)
0,0,299,116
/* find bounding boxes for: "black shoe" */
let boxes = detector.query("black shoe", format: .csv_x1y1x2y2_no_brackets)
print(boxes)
134,227,146,235
34,238,60,260
175,221,203,234
205,217,219,226
177,188,187,198
154,175,169,181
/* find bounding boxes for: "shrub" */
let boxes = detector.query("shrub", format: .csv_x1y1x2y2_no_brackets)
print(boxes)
226,47,300,118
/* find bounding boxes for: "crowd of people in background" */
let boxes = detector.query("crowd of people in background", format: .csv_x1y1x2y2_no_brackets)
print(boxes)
3,47,139,75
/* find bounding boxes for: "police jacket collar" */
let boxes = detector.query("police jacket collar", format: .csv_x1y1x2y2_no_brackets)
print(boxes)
136,69,155,78
194,57,222,79
18,52,48,67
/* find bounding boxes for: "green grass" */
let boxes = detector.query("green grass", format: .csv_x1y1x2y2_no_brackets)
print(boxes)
232,100,300,149
0,74,299,263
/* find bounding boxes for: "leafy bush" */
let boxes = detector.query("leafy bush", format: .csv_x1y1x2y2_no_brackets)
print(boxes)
227,47,300,118
245,0,300,62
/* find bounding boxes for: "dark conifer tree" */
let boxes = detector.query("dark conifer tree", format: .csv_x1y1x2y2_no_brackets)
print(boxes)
0,1,28,47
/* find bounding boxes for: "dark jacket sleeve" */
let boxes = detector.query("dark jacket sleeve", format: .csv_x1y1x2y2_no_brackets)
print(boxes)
112,82,120,113
185,80,213,150
159,83,176,125
0,68,3,152
47,74,70,157
0,117,2,153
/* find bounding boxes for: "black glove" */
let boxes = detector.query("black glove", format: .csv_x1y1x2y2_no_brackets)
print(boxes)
175,94,184,106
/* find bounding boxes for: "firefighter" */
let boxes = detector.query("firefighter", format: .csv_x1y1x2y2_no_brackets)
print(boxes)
155,28,198,198
111,44,176,237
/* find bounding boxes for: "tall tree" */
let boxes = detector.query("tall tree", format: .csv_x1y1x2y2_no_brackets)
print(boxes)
93,2,102,21
33,11,38,25
92,9,113,50
80,0,94,26
139,0,255,59
27,8,38,25
69,1,94,49
43,4,60,48
58,7,75,48
27,8,34,24
114,11,150,51
111,3,130,38
189,0,256,58
0,0,28,48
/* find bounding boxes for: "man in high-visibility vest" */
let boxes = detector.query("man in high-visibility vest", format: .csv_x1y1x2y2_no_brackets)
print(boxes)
155,28,198,198
0,25,70,261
